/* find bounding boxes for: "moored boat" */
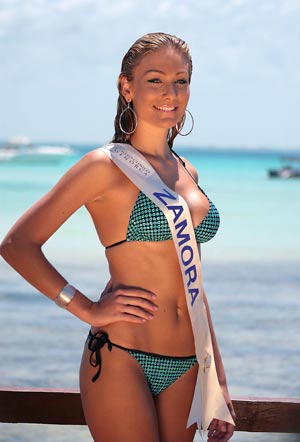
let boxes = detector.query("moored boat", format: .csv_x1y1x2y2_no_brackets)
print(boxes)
268,155,300,178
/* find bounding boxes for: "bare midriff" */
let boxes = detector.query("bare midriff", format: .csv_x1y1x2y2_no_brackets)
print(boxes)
91,240,196,357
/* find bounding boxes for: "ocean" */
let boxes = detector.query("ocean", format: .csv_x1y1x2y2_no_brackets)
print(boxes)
0,143,299,442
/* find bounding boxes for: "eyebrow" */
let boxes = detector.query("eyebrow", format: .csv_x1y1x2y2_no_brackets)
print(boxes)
143,69,188,76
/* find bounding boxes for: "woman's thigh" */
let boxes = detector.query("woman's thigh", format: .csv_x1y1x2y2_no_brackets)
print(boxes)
154,362,199,442
80,342,160,442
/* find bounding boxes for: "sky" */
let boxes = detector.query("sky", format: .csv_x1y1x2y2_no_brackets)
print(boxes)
0,0,299,149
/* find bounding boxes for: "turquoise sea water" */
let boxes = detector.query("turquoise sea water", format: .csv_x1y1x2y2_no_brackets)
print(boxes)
0,144,299,442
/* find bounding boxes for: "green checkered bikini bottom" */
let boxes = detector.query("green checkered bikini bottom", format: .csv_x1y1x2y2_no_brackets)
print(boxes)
87,330,198,396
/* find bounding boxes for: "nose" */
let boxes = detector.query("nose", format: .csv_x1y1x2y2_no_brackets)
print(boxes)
162,82,177,98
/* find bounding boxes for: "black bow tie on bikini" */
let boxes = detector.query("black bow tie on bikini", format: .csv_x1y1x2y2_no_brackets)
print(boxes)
87,330,113,382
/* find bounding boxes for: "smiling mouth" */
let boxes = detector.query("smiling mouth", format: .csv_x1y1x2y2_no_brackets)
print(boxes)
154,105,177,112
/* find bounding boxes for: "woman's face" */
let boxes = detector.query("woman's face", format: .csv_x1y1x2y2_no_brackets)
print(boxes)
122,48,190,132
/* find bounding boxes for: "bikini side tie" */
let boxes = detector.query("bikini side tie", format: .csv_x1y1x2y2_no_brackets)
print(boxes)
87,331,113,382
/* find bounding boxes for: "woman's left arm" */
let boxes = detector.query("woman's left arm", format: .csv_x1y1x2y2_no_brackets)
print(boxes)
203,290,236,441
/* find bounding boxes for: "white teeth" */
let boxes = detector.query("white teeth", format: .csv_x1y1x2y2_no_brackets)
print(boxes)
155,106,176,111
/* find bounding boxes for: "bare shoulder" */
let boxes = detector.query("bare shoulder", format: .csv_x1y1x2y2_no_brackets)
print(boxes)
28,145,125,214
180,156,199,184
61,146,121,194
76,146,115,175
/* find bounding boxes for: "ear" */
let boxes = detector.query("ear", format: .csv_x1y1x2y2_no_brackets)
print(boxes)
120,75,132,102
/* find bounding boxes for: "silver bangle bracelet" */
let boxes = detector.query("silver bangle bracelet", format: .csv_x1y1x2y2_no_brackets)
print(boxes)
54,284,77,309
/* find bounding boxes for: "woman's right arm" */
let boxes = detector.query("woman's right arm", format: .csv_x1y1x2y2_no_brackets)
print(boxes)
0,149,158,326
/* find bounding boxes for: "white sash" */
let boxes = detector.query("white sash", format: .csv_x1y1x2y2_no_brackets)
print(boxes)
102,143,234,437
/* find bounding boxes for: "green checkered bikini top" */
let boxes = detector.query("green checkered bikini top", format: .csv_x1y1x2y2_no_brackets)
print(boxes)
106,189,220,249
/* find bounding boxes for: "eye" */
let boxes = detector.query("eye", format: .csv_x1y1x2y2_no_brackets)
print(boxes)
175,79,188,85
147,78,162,84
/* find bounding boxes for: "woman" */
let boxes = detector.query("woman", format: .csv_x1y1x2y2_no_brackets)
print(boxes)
0,33,235,442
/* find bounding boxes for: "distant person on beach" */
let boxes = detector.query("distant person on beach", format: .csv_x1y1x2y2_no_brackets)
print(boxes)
0,33,235,441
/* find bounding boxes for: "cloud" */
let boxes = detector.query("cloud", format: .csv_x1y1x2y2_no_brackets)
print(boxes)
1,0,299,88
0,0,299,146
279,0,300,16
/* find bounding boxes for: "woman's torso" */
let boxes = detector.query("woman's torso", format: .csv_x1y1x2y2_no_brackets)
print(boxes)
86,149,217,356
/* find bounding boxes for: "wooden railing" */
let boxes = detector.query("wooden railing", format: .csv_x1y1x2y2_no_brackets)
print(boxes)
1,387,300,433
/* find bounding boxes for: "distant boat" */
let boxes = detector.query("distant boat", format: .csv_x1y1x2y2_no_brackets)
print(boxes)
0,137,74,163
268,156,300,179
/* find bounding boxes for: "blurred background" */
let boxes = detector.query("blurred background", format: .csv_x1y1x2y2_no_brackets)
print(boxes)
1,0,299,148
0,1,299,441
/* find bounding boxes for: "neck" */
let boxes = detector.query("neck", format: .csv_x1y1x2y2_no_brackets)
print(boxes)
129,125,173,161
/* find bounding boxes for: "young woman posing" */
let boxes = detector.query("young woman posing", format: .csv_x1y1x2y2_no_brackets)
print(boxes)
0,33,235,442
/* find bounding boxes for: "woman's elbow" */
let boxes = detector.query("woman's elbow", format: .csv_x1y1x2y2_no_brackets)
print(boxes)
0,233,36,263
0,235,14,261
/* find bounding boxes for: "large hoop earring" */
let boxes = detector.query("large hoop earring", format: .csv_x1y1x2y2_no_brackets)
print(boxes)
176,109,194,136
119,101,138,135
